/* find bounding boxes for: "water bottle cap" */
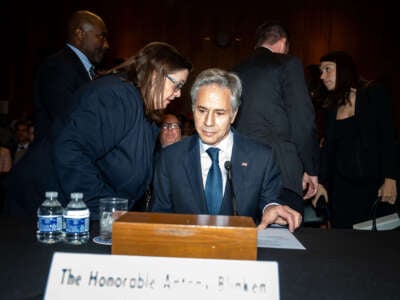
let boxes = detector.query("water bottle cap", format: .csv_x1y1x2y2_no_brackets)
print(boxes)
45,191,58,198
70,192,83,200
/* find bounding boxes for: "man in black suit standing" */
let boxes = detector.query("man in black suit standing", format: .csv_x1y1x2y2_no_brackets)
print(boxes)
34,10,109,142
152,68,302,232
3,10,109,216
233,21,319,214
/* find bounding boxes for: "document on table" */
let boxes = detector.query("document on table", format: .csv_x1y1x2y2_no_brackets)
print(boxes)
257,227,306,250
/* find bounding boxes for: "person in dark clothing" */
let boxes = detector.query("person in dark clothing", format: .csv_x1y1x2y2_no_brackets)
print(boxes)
3,42,191,219
34,10,109,142
232,21,320,215
53,42,191,219
315,51,398,228
2,10,109,217
152,68,301,231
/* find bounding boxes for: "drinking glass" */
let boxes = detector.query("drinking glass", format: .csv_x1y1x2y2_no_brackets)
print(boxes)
93,197,128,245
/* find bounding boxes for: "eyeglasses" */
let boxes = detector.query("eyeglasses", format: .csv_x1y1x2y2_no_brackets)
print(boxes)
166,74,185,92
161,123,180,130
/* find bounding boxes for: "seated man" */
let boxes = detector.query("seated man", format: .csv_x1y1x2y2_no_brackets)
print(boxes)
132,113,182,211
152,68,301,231
12,120,32,165
159,113,182,147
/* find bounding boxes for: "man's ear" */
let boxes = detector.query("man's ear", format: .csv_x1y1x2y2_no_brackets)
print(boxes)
281,38,290,54
75,27,85,41
277,38,287,54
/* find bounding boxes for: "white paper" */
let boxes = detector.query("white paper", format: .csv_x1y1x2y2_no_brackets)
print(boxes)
257,227,306,250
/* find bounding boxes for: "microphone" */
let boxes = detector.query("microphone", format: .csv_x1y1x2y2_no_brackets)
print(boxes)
224,161,238,216
371,197,380,231
315,195,329,219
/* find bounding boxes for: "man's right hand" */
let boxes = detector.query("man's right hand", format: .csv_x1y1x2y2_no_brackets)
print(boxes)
258,204,302,232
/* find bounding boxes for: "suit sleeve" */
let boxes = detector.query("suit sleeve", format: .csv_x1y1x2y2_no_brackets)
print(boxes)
282,57,320,175
259,150,283,212
151,149,174,212
53,84,136,205
36,60,85,127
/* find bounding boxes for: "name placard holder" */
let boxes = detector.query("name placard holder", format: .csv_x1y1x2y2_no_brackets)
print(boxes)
112,212,257,260
44,252,280,300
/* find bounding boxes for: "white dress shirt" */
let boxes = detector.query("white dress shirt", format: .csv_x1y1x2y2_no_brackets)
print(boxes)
66,43,95,79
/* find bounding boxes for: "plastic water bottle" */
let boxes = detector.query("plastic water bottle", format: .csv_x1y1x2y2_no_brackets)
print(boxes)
63,192,90,244
36,191,63,244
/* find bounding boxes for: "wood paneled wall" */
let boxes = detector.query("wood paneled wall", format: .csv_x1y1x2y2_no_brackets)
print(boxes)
2,0,399,130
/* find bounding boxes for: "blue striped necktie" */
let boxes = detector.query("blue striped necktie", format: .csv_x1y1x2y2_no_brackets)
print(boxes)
205,147,222,215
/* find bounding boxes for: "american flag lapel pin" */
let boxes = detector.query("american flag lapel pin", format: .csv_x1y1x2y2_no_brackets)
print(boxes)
241,162,248,167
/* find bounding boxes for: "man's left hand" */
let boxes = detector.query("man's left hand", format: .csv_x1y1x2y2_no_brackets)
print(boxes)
378,178,397,204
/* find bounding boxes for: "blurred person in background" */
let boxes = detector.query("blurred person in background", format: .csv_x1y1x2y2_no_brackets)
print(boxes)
159,113,182,147
233,21,319,215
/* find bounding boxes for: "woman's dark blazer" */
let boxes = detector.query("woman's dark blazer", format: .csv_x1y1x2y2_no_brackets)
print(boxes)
320,83,398,183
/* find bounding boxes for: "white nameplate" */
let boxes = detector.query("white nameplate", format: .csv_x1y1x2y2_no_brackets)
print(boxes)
44,252,279,300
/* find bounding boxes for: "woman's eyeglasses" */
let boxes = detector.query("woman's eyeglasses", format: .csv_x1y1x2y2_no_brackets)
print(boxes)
166,74,185,92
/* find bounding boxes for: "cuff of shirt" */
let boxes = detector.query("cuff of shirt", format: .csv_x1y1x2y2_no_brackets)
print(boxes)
262,202,279,214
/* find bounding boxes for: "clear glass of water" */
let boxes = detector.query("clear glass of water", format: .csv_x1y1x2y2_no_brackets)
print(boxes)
93,197,128,245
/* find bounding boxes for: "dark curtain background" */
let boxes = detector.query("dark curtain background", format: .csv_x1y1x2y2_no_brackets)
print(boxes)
1,0,399,131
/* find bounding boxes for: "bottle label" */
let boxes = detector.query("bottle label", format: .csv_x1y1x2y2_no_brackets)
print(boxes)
64,209,90,218
38,215,62,232
64,217,89,233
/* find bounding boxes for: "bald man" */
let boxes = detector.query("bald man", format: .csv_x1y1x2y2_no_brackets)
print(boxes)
3,10,109,217
35,10,110,141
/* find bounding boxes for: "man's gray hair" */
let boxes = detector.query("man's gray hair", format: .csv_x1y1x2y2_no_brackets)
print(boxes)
190,68,242,114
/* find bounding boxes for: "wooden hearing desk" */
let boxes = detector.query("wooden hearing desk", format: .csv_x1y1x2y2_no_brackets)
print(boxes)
112,212,257,260
2,217,400,299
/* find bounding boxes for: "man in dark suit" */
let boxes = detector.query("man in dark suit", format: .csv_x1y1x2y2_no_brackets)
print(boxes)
152,68,302,231
34,10,109,142
12,120,31,165
232,21,319,214
2,10,109,216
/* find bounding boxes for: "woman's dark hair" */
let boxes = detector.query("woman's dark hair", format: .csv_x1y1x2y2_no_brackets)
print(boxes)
319,51,365,107
107,42,192,121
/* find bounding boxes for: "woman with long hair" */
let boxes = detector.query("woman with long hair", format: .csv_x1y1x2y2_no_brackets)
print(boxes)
53,42,192,218
315,51,397,228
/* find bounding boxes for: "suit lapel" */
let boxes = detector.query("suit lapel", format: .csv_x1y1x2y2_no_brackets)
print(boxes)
220,132,249,215
65,46,92,81
183,136,208,212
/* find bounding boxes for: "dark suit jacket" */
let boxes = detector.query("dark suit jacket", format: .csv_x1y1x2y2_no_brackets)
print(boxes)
233,47,319,198
34,46,91,142
151,131,282,223
3,46,90,217
53,75,160,219
3,75,159,219
320,83,398,183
